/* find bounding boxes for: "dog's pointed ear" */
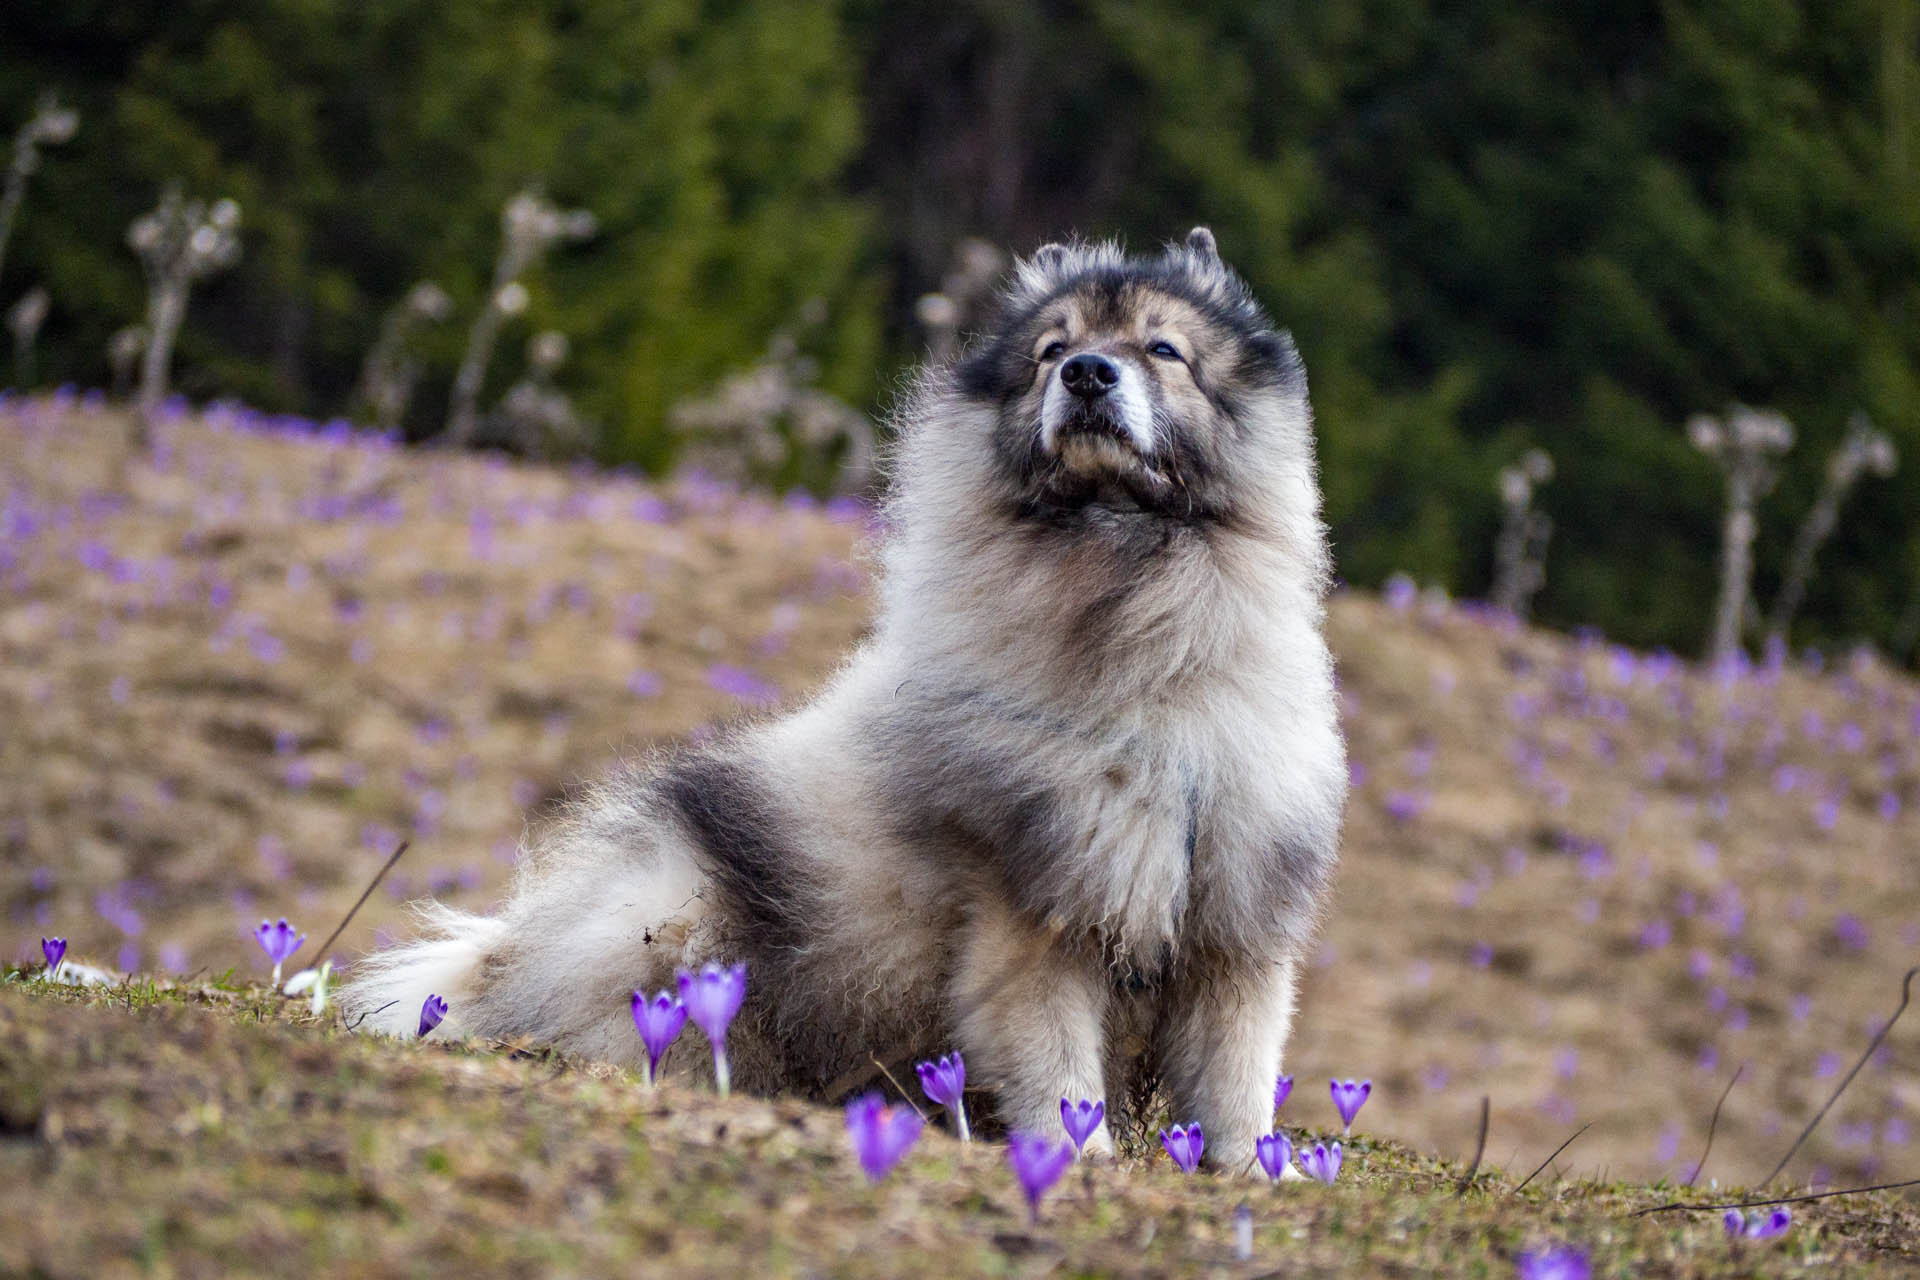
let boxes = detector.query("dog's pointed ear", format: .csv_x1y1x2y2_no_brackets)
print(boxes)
1031,242,1070,272
1014,241,1075,301
1186,226,1219,261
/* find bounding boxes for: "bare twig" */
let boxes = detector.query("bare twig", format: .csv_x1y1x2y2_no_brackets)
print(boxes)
869,1054,928,1119
313,841,413,962
1632,1177,1920,1218
1455,1096,1490,1197
1761,966,1918,1186
1513,1123,1593,1195
1686,1063,1745,1188
822,1041,916,1099
344,1000,398,1032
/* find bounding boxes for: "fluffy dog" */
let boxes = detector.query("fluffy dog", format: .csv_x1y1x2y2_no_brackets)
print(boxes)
341,228,1346,1172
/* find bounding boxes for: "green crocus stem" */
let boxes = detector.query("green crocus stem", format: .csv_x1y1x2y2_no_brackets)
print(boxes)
272,961,283,985
954,1103,970,1143
714,1048,731,1099
641,1059,655,1088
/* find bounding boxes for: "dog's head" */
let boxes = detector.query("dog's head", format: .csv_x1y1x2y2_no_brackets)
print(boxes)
950,228,1311,527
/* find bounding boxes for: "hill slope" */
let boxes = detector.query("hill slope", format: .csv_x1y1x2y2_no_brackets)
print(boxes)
1,394,1915,1267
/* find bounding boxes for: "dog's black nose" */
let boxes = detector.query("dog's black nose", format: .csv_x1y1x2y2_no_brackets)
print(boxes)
1060,353,1119,399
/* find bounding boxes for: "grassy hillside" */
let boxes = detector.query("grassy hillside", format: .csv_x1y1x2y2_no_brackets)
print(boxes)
4,978,1914,1276
2,393,1916,1274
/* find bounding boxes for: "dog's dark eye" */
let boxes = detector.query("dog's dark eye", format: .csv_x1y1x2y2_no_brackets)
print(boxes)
1147,340,1182,361
1039,341,1066,361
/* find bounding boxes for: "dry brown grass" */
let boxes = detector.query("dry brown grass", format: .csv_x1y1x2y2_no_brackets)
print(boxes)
1,396,1916,1273
5,978,1916,1277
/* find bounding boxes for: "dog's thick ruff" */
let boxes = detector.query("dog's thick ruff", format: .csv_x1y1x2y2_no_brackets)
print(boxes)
341,229,1347,1171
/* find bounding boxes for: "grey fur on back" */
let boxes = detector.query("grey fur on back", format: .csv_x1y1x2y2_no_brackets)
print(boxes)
340,230,1346,1171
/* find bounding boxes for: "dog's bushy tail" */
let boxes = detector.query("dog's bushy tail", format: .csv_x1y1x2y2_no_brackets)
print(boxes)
338,902,507,1037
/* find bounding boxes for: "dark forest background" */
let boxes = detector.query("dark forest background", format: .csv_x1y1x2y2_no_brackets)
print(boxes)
5,0,1920,658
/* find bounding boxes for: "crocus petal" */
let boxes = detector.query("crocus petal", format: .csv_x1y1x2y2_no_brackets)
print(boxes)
1255,1132,1294,1181
845,1093,922,1182
1514,1245,1592,1280
1302,1140,1343,1184
1330,1078,1372,1128
308,960,333,1016
1007,1132,1074,1217
254,918,306,966
915,1053,966,1108
1060,1098,1104,1153
677,962,747,1045
631,989,688,1074
1159,1124,1203,1173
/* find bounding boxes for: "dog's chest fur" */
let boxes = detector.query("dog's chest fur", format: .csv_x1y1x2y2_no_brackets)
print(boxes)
868,519,1339,969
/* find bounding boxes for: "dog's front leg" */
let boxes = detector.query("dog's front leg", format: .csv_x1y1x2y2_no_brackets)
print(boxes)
1155,952,1299,1175
951,898,1113,1155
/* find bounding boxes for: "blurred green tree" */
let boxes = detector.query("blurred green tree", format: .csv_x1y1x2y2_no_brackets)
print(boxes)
0,0,880,464
1292,0,1920,648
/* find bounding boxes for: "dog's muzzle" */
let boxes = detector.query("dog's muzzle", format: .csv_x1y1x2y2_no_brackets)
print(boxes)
1041,354,1154,459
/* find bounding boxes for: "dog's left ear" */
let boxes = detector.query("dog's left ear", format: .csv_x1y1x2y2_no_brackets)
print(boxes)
1031,242,1071,272
1186,226,1219,261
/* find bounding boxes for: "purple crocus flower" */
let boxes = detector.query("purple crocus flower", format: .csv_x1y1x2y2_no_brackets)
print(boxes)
40,936,66,978
1274,1073,1294,1113
1384,790,1426,822
706,664,780,707
916,1052,969,1140
1006,1132,1074,1221
1514,1245,1590,1280
1254,1132,1294,1181
1299,1140,1343,1184
677,962,747,1096
418,994,448,1037
1725,1207,1792,1241
845,1092,923,1183
630,989,688,1086
1330,1078,1371,1133
1060,1097,1104,1155
253,917,305,983
1384,572,1417,610
1160,1123,1204,1173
